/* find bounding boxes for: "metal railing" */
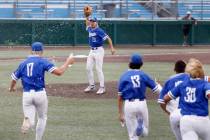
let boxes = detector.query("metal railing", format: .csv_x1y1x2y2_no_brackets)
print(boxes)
0,0,209,20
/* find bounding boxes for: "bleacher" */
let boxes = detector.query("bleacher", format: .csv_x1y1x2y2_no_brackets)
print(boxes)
178,0,210,19
0,0,210,20
0,0,153,19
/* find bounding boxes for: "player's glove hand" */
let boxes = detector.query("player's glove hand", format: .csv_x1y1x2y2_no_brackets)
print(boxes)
84,5,92,17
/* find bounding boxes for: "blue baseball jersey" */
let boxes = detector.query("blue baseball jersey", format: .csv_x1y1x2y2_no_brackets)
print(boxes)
168,79,210,116
158,73,190,104
86,26,108,48
118,69,159,100
11,55,56,92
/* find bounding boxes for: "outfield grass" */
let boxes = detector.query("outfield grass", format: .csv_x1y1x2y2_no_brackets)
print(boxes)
0,88,174,140
1,48,210,140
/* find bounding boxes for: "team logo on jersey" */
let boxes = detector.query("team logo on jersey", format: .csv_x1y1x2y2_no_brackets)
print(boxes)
89,32,96,37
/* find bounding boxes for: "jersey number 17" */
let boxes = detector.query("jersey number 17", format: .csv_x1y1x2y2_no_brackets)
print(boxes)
27,63,34,77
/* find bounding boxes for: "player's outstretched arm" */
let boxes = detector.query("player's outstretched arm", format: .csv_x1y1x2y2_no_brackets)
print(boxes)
52,55,74,76
107,36,116,55
9,80,17,92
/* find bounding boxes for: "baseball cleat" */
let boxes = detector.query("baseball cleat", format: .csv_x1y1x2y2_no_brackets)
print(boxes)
136,119,143,136
96,87,106,95
84,85,95,93
21,117,31,134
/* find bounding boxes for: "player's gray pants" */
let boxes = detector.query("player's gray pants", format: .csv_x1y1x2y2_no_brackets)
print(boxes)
23,90,48,140
124,99,149,140
170,109,182,140
180,115,210,140
86,47,104,87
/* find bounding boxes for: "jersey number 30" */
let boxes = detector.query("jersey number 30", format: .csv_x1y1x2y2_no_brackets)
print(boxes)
27,63,34,77
184,87,196,103
131,75,140,88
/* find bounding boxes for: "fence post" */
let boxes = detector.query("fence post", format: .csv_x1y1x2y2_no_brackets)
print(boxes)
113,22,117,45
191,24,195,45
73,21,77,46
153,22,156,45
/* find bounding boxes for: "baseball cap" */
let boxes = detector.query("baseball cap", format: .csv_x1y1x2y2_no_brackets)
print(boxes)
130,53,143,64
187,11,191,15
89,17,97,22
31,42,44,51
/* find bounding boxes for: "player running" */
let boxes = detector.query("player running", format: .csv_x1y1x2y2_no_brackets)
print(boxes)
118,53,162,140
164,59,210,140
9,42,74,140
158,60,188,140
84,16,116,95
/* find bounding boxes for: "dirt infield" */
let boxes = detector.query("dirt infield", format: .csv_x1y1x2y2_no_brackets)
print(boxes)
45,82,158,100
3,46,210,99
44,50,210,99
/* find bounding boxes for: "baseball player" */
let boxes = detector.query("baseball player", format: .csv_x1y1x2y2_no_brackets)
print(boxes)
84,16,116,94
164,59,210,140
118,53,162,140
158,60,188,140
9,42,74,140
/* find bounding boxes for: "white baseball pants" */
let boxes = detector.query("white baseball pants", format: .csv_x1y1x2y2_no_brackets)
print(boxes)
169,109,182,140
124,99,149,140
86,47,104,87
23,90,48,140
166,98,179,113
180,115,210,140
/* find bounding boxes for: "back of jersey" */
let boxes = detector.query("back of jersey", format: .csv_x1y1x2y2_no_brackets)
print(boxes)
178,79,210,116
118,70,157,100
158,73,189,104
12,56,55,91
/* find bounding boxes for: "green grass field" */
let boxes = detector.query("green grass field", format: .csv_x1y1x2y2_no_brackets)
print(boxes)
1,47,210,140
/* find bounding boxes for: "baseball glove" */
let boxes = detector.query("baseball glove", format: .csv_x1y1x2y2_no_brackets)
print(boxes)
84,5,92,17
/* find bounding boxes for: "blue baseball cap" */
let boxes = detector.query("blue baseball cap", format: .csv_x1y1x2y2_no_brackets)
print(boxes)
89,17,97,22
130,53,143,64
31,42,44,51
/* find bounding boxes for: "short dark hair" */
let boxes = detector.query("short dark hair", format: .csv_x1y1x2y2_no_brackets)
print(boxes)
174,60,186,73
129,62,143,69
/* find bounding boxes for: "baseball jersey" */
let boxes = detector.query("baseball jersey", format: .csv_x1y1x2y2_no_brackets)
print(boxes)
11,55,55,92
86,26,108,48
168,78,210,116
158,73,190,104
118,69,159,100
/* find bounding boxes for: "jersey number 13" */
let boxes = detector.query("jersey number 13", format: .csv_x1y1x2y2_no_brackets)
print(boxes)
131,75,140,88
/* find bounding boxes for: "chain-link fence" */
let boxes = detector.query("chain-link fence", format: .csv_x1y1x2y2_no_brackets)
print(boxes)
0,0,209,20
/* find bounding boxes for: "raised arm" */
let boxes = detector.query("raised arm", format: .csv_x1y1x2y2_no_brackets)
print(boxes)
85,17,89,28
